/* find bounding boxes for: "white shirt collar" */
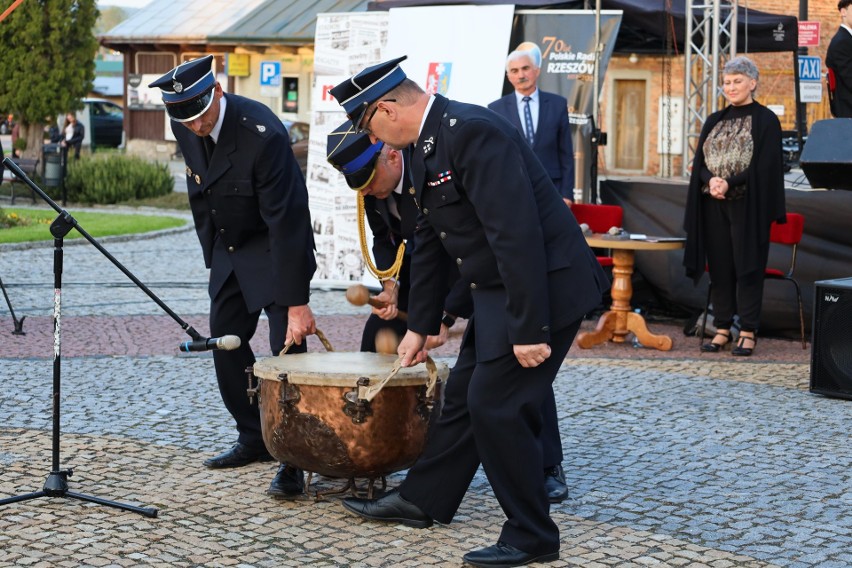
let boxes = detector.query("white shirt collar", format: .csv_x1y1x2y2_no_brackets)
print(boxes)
209,95,227,143
417,94,436,142
515,88,539,104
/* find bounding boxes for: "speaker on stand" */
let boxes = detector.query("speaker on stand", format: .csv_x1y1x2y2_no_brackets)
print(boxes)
810,277,852,399
800,119,852,190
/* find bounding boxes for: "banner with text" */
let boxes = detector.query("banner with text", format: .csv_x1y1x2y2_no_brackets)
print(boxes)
513,10,622,198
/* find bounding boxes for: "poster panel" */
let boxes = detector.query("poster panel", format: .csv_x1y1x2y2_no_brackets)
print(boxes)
385,5,515,106
513,10,622,200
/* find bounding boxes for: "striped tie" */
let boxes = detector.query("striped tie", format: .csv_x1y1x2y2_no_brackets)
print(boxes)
522,96,535,146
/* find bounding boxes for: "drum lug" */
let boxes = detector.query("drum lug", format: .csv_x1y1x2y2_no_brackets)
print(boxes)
246,366,259,405
278,373,300,408
416,385,434,421
342,377,373,424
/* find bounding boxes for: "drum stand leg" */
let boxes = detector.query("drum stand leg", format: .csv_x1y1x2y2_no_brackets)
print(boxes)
308,474,388,501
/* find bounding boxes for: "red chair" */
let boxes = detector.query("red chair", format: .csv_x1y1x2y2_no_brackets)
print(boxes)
700,213,806,349
571,203,624,267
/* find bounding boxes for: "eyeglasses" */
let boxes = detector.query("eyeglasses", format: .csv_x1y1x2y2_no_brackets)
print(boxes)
355,99,396,135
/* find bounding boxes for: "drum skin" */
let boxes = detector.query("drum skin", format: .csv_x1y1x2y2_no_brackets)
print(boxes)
254,352,448,479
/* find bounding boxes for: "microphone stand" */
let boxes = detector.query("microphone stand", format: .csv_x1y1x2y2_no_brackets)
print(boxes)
0,157,206,517
0,275,26,334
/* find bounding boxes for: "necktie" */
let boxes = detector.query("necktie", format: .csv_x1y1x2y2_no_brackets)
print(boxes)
522,96,535,146
203,136,216,164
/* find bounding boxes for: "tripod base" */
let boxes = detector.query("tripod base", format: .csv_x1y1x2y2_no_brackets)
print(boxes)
0,469,157,518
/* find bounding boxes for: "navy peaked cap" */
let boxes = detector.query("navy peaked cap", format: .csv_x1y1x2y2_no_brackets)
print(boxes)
330,56,408,124
148,55,216,104
326,120,384,190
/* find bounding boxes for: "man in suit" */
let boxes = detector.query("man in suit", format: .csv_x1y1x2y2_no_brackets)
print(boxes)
827,0,852,118
326,120,469,351
488,43,575,207
149,56,317,498
330,57,607,568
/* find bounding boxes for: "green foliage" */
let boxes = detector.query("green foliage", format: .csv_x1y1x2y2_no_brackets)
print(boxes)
0,0,99,144
64,154,174,204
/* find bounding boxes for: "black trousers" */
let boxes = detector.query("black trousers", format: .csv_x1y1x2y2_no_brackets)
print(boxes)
702,197,769,332
209,271,305,449
399,317,581,555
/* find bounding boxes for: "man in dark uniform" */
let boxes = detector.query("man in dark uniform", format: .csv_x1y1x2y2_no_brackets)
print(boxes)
328,122,571,503
326,120,468,351
148,56,317,498
330,57,608,567
827,0,852,118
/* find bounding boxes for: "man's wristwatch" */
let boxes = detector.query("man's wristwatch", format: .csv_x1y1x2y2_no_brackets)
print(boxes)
441,312,456,328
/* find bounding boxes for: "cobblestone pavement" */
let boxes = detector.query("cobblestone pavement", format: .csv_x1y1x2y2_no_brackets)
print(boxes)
0,212,848,567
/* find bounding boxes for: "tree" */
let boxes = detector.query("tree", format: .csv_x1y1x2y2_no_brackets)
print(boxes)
0,0,99,159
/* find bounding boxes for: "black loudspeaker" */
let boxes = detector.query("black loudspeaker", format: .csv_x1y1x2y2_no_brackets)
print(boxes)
801,119,852,190
810,277,852,399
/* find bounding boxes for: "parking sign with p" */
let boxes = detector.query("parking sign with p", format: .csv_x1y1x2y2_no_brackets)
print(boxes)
260,61,281,87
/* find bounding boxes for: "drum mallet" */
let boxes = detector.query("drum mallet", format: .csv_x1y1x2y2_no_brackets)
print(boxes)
345,284,407,321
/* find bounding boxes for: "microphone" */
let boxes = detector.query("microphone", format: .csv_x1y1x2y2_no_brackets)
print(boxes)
179,335,241,353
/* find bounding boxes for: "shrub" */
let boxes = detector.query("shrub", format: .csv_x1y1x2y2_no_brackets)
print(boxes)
64,154,173,204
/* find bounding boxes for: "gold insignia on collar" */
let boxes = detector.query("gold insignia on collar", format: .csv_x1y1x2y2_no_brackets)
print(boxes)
408,187,415,195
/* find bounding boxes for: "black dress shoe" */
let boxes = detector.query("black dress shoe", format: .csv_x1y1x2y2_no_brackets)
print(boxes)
342,489,433,528
202,443,274,469
266,464,304,499
463,542,558,567
544,464,568,503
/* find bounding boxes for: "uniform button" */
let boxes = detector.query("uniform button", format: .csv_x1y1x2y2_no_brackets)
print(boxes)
219,228,225,234
470,283,477,289
541,326,550,332
205,189,211,195
228,246,235,253
456,258,462,265
234,187,239,192
439,232,447,239
211,209,217,215
423,208,429,215
441,195,446,201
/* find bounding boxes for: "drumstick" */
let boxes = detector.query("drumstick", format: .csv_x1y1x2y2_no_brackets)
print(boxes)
375,328,400,355
345,284,407,321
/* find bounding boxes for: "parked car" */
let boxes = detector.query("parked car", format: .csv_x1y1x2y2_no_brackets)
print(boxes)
83,98,124,148
282,119,309,176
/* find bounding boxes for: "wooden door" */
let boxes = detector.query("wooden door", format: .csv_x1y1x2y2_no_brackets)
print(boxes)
614,79,646,171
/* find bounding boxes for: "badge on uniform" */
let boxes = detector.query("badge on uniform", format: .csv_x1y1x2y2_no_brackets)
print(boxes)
422,136,434,154
256,125,266,133
427,170,452,187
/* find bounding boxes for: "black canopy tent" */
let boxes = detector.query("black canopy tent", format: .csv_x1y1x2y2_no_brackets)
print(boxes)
367,0,798,54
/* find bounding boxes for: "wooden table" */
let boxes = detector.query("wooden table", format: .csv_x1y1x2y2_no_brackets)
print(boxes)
577,234,685,351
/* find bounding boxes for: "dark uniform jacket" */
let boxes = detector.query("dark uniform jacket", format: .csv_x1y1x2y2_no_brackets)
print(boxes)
173,93,316,312
827,26,852,118
364,149,470,317
407,95,607,361
488,90,574,200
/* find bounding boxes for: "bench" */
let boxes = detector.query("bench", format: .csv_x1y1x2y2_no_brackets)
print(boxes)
3,157,39,205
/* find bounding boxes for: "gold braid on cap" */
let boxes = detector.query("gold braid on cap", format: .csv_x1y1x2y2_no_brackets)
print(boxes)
357,192,405,282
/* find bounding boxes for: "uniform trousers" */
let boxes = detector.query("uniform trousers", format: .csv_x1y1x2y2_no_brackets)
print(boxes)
399,317,582,555
210,271,306,449
702,196,770,332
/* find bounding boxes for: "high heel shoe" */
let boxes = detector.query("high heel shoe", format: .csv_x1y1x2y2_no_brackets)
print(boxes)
701,330,732,353
732,334,756,357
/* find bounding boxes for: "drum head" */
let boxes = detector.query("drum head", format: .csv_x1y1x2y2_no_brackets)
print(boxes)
253,352,449,387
